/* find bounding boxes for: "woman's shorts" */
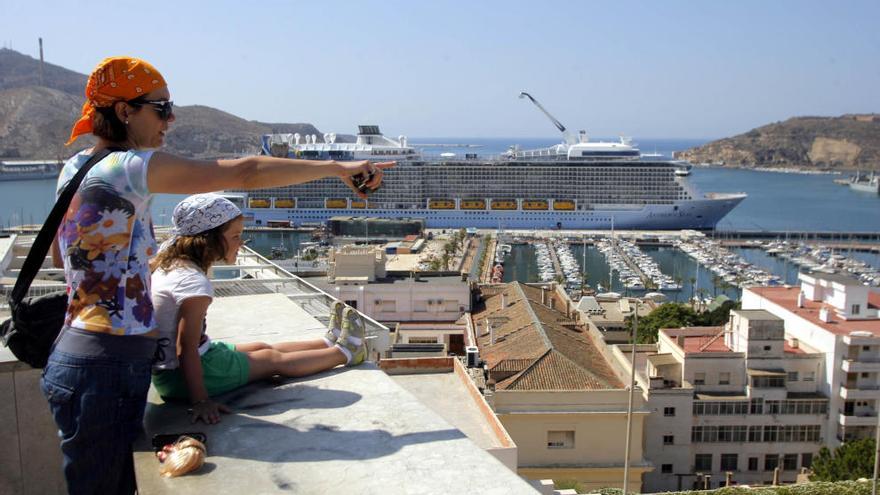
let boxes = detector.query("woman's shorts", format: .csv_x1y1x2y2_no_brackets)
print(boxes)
152,341,250,400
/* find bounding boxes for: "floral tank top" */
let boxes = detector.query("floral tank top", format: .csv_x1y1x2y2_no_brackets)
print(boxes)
56,149,159,335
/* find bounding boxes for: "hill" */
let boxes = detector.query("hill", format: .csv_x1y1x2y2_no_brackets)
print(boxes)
678,115,880,171
0,48,320,159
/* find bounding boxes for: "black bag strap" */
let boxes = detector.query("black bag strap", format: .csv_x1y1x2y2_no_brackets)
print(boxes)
8,147,122,307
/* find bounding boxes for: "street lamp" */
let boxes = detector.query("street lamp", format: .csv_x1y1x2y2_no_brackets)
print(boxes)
622,298,640,494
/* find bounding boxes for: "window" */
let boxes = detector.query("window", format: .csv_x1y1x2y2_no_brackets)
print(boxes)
783,454,798,471
719,372,731,385
801,453,813,468
694,372,706,385
788,371,799,382
764,455,779,471
863,372,871,378
695,454,712,471
863,345,871,351
804,371,815,382
720,454,738,471
664,407,676,417
663,435,674,445
547,430,574,449
753,376,785,388
748,457,759,471
853,304,861,315
764,345,772,351
407,337,438,344
750,398,764,414
661,464,673,474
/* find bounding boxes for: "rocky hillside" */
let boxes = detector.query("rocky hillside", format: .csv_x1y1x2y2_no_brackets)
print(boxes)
0,48,320,159
679,115,880,171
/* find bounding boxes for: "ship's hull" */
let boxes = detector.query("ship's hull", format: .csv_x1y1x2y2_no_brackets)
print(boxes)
238,194,745,230
849,181,880,194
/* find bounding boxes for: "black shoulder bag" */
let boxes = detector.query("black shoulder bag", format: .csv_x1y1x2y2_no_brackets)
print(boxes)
0,148,116,368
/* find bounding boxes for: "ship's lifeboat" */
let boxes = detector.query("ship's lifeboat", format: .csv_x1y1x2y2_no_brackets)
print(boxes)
553,199,575,211
350,200,366,209
429,199,456,209
490,199,517,210
274,198,295,208
325,198,348,209
460,199,486,210
248,198,270,208
522,199,549,210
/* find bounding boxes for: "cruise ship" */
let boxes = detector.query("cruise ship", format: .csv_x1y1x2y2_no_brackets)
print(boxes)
226,95,746,230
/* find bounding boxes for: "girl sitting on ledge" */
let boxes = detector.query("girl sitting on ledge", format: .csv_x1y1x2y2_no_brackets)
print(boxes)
151,193,365,424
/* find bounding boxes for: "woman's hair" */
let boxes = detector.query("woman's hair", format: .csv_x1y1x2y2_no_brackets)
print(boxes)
92,105,131,142
154,215,242,273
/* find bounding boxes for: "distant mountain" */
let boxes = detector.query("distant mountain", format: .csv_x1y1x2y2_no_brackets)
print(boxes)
0,48,320,159
678,115,880,171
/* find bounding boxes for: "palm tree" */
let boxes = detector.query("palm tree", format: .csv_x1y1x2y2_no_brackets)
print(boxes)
688,276,697,309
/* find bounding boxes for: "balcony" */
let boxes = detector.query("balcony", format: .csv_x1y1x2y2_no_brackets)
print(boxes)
842,359,880,373
838,410,879,427
840,383,880,400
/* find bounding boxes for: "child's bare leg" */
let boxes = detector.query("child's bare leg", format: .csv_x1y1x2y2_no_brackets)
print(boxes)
237,340,328,353
270,340,330,352
246,347,347,381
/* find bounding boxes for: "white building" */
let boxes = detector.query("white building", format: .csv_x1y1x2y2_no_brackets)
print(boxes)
615,309,828,491
307,245,472,354
743,272,880,445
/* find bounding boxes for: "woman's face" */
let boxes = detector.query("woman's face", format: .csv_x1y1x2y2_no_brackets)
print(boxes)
125,86,175,149
221,217,245,264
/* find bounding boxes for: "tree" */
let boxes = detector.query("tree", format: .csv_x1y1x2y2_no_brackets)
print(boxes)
810,437,875,481
627,303,699,344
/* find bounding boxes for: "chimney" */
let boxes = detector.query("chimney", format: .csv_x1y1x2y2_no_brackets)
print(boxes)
566,299,571,318
489,322,495,345
541,288,547,305
790,338,799,349
819,307,832,323
501,292,507,309
797,291,805,308
677,334,686,348
549,297,556,311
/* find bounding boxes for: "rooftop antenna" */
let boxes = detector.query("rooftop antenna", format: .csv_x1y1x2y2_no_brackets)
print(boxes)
38,38,44,87
518,91,577,145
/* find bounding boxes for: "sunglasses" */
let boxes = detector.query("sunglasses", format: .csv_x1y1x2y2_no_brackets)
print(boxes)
129,98,174,120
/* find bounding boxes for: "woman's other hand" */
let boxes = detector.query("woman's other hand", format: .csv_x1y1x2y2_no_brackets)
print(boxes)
189,399,230,425
336,161,395,198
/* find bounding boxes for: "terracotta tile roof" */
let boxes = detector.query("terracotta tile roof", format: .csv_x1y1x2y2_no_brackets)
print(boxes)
664,325,812,355
475,282,623,391
501,350,609,390
749,286,880,336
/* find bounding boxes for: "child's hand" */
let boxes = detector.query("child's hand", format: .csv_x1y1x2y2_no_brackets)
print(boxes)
189,399,230,424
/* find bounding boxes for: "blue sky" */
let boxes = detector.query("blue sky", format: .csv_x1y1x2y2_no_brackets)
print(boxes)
2,0,878,139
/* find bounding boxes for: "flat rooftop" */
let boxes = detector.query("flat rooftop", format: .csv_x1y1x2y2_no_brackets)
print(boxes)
134,292,535,494
662,326,807,354
749,286,880,336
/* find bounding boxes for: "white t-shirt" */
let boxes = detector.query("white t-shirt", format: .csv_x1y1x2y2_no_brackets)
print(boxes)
151,261,213,370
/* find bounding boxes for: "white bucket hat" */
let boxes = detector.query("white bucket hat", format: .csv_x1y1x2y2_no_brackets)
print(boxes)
159,193,242,252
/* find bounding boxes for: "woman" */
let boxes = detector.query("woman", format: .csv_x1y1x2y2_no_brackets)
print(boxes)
150,193,365,425
42,56,392,494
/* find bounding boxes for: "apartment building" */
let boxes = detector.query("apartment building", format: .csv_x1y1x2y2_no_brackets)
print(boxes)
615,309,828,492
474,282,652,493
743,272,880,445
307,245,472,353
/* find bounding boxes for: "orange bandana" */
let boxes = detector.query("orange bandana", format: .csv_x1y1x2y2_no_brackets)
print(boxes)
66,57,167,145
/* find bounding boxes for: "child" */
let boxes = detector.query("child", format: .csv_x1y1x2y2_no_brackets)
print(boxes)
151,193,365,424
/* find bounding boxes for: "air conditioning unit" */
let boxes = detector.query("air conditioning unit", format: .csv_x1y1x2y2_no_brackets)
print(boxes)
466,346,479,368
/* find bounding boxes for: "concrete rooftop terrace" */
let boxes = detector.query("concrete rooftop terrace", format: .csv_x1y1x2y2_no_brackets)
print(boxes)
134,291,537,494
748,285,880,336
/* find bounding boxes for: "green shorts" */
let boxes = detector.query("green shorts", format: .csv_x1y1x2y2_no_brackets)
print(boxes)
152,341,250,400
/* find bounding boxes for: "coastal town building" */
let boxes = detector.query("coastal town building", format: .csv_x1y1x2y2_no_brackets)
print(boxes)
576,294,655,344
612,309,828,492
306,245,472,355
743,272,880,445
473,282,652,493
